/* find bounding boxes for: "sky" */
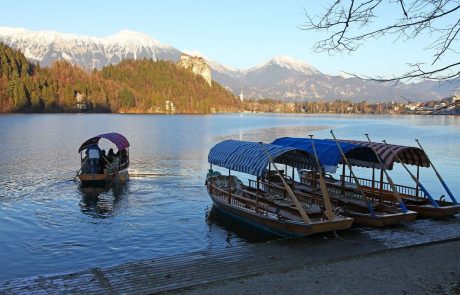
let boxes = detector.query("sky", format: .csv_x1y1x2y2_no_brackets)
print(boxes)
1,0,454,77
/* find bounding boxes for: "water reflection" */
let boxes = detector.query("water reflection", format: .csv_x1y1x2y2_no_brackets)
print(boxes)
206,205,279,243
215,125,328,143
1,114,459,281
78,183,129,218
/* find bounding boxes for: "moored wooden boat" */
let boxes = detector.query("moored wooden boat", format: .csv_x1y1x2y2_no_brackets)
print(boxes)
337,138,460,219
272,137,419,226
206,140,354,238
77,132,130,186
350,180,460,219
263,171,417,227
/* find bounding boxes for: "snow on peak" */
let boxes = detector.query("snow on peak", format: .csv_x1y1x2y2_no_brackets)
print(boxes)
104,30,170,48
249,55,320,75
0,26,171,50
337,71,354,79
270,55,319,74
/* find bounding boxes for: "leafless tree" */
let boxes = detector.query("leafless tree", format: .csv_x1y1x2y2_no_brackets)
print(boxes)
302,0,460,82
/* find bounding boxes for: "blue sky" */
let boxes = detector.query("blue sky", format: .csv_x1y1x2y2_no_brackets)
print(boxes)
1,0,450,77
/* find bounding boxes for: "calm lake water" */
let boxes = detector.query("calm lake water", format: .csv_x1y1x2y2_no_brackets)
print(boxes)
0,113,459,280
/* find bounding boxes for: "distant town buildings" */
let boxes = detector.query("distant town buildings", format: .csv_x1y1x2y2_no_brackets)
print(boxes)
452,90,460,104
74,92,87,111
165,100,175,113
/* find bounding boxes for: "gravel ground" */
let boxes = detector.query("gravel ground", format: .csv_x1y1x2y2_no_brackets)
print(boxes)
171,240,460,295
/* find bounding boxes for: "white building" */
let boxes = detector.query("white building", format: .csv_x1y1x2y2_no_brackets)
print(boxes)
165,100,175,113
239,89,244,102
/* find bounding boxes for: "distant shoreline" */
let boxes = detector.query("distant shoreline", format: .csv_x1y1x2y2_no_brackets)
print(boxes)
0,111,458,116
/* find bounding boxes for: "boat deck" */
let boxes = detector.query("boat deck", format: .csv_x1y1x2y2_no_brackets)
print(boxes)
1,216,460,294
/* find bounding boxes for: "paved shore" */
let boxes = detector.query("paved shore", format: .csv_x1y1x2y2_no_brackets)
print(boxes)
174,239,460,295
1,217,460,294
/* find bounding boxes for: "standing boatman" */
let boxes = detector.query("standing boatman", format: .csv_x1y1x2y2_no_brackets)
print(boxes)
87,144,101,174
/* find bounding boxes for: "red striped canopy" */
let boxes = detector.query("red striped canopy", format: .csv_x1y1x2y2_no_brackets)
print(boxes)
340,140,430,170
78,133,130,153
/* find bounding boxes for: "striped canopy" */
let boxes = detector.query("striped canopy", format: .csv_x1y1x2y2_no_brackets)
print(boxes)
208,140,316,177
272,137,378,173
78,133,130,153
340,139,430,170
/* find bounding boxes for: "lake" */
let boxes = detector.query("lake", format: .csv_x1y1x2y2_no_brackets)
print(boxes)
0,113,459,280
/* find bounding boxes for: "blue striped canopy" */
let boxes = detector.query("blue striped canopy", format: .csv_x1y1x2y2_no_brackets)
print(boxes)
272,137,372,173
208,140,316,177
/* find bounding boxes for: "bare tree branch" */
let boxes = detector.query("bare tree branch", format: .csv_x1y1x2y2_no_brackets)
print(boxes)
303,0,460,81
399,0,408,18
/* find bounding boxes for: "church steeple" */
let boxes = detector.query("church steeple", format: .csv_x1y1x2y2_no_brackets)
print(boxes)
239,89,244,102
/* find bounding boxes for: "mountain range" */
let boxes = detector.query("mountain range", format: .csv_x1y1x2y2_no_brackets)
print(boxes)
1,27,458,102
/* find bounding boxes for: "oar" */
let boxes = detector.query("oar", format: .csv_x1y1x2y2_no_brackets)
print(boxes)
73,157,88,180
364,134,408,213
258,142,310,225
309,135,334,221
415,139,457,204
382,140,439,208
330,130,375,216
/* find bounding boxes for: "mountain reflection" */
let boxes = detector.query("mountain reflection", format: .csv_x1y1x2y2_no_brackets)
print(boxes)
78,183,128,218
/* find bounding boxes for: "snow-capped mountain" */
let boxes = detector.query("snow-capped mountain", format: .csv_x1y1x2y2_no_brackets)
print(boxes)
1,26,457,102
0,27,182,69
211,56,458,102
248,55,320,76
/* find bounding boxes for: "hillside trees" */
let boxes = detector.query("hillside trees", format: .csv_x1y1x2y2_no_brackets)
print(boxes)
0,43,239,113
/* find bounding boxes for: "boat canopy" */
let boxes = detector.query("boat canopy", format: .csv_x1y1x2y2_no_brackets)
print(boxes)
208,140,316,177
272,137,379,173
273,137,430,171
341,140,430,170
340,140,430,170
78,132,130,153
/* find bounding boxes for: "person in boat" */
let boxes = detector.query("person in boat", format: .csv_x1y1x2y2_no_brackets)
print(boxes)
107,148,115,163
120,148,128,166
100,150,108,173
104,154,120,175
87,144,101,174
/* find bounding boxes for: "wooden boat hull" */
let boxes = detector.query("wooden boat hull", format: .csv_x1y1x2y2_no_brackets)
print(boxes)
336,176,460,219
405,203,460,219
342,209,418,227
209,192,354,238
293,181,417,227
78,169,129,186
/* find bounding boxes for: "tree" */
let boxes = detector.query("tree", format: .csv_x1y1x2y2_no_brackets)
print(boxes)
118,87,135,109
303,0,460,81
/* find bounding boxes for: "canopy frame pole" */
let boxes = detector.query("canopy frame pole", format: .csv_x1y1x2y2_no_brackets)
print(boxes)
228,169,231,204
330,130,375,216
291,166,295,191
256,177,260,213
210,164,213,194
416,165,420,198
309,135,334,221
372,164,376,194
364,134,408,213
415,139,457,204
268,164,271,194
383,140,439,208
258,143,310,224
379,169,384,198
341,164,346,195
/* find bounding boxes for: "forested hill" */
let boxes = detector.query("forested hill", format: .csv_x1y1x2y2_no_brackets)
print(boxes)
0,43,240,113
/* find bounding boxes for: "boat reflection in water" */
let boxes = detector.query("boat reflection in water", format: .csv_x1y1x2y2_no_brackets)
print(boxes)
78,183,129,218
206,205,279,243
